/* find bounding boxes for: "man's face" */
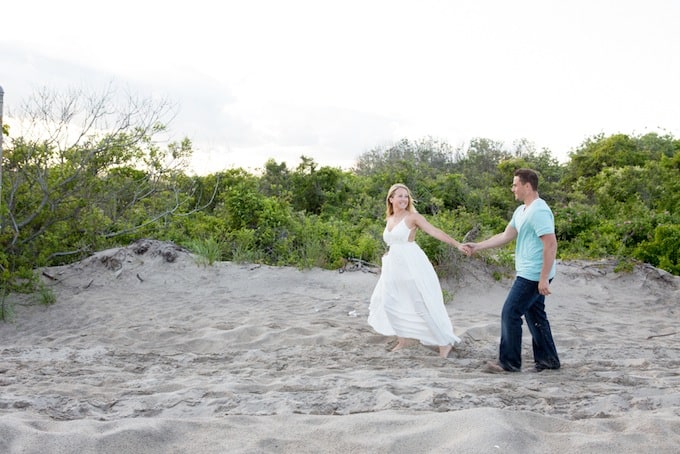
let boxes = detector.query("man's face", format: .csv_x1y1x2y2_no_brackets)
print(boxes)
511,176,529,202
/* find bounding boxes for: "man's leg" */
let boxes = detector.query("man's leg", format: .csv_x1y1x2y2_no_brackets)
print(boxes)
525,298,560,371
498,277,537,371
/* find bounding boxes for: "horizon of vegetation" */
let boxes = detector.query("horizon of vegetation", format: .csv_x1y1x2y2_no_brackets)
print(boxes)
1,87,678,320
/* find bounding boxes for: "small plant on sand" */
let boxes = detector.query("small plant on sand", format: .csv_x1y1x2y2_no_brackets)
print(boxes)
442,289,454,304
37,281,56,306
613,257,637,274
0,291,14,322
188,237,223,266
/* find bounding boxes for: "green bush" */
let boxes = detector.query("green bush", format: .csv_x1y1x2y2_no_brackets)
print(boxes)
634,224,680,275
3,125,680,324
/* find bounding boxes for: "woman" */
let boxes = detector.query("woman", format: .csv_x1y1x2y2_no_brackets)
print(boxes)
368,183,465,358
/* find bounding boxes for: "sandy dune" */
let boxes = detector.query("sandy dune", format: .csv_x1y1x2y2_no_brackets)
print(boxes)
1,239,678,453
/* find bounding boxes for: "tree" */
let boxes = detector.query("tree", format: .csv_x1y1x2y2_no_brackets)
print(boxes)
353,137,459,214
563,133,659,191
1,84,192,273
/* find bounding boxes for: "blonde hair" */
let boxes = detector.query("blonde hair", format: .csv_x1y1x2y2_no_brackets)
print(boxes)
385,183,417,219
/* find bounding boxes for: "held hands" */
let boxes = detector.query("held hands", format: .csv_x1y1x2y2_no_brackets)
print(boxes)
461,243,477,256
453,241,473,255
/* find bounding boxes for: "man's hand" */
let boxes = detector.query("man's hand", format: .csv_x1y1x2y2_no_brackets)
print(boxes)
538,278,551,296
462,243,477,256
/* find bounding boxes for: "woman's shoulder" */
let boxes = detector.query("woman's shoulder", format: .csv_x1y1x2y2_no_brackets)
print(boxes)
404,211,422,229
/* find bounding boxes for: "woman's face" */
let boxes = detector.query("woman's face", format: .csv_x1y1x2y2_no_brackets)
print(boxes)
390,188,410,211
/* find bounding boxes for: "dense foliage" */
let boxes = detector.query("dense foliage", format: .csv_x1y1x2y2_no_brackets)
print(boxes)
2,89,679,319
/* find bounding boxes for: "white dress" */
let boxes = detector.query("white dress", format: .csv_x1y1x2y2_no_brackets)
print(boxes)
368,218,461,346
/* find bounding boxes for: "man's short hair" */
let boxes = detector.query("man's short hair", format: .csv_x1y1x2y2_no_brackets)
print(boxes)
514,168,539,190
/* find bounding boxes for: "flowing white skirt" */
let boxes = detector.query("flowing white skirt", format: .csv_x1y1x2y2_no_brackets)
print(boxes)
368,242,461,346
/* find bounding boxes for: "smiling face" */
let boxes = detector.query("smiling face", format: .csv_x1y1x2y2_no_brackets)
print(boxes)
385,184,414,217
511,176,531,202
390,187,410,213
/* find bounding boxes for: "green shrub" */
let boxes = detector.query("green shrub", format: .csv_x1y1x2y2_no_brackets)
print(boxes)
188,237,223,266
634,224,680,275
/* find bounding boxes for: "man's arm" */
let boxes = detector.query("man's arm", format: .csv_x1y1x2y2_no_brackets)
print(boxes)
538,233,557,295
465,224,517,254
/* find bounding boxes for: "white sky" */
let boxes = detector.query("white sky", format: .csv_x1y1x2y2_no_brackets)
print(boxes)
2,0,679,174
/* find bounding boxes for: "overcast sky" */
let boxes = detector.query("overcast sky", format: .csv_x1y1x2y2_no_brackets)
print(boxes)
2,0,679,174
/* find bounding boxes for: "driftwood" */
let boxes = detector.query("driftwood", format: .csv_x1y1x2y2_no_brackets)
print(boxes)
42,271,58,281
339,258,379,274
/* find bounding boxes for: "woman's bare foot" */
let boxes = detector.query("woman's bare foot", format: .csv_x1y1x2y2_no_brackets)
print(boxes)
390,338,411,352
438,344,453,358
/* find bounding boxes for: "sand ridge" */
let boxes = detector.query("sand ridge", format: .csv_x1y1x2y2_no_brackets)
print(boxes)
1,239,678,453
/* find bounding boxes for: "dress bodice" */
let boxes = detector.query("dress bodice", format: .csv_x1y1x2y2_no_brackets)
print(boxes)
383,218,412,245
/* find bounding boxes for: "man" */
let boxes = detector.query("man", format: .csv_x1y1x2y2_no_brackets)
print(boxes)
464,168,561,372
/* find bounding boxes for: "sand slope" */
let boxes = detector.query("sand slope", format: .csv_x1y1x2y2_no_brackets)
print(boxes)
1,239,678,453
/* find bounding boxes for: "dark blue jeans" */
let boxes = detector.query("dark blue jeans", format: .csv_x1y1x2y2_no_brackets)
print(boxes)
498,276,560,372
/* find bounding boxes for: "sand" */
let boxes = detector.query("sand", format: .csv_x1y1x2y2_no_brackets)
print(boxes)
1,239,678,453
